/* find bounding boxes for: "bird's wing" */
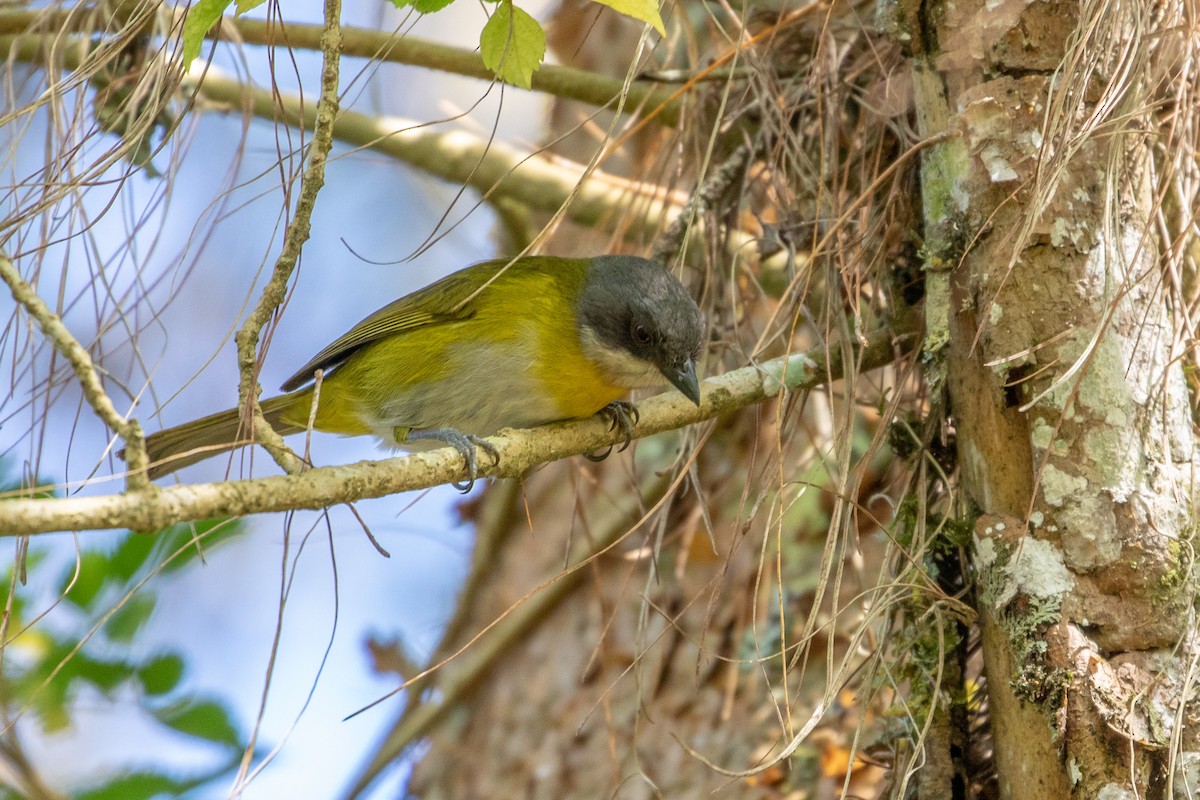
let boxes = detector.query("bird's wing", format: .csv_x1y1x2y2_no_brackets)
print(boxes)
279,259,513,391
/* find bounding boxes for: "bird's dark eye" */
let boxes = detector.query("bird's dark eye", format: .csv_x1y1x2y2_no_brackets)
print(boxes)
632,324,652,345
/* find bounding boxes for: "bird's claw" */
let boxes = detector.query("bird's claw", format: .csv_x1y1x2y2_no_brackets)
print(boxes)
451,435,500,493
407,428,499,493
585,401,639,462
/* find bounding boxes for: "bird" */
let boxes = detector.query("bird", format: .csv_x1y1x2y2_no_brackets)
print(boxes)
133,254,705,487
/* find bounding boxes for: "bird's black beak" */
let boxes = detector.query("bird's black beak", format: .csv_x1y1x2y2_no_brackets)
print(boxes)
664,358,701,406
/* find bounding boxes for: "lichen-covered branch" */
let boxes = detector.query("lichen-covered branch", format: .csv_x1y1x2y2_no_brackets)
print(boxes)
223,18,684,127
0,254,149,490
651,140,753,263
188,64,686,243
0,326,912,536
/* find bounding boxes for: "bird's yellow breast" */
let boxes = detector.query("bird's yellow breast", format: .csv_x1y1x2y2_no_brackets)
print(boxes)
476,265,630,420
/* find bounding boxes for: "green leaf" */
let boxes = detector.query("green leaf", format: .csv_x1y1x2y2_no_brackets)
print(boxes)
154,698,242,749
75,652,133,693
234,0,265,13
181,0,234,68
157,518,244,574
480,1,546,90
387,0,457,12
590,0,665,35
16,643,132,728
110,533,156,581
138,653,185,696
58,551,110,609
75,771,192,800
105,595,157,642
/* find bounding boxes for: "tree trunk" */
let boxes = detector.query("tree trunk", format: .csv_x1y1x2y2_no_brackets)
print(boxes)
912,0,1200,795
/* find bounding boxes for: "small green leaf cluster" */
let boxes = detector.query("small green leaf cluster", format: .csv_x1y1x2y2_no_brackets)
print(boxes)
1,517,250,798
468,0,665,88
478,1,546,90
182,0,267,67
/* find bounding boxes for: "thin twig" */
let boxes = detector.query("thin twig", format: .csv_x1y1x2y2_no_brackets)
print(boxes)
230,0,343,476
0,254,149,490
652,139,755,264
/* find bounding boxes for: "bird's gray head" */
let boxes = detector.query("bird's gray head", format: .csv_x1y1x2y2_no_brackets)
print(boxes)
576,255,704,404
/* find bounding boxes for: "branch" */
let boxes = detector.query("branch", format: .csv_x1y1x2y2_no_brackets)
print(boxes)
0,36,735,251
0,9,684,126
652,139,754,263
190,64,687,243
0,254,149,490
0,326,914,536
223,18,683,127
230,0,342,477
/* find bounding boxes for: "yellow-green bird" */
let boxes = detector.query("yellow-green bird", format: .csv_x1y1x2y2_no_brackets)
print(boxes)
137,255,705,484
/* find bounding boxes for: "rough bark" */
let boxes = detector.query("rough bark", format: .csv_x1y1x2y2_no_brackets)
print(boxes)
910,0,1200,795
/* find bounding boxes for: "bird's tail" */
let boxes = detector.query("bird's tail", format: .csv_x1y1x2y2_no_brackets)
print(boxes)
133,391,311,480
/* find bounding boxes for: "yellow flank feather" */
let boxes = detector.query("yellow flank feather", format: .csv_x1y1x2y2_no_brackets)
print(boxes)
277,384,373,437
272,258,626,438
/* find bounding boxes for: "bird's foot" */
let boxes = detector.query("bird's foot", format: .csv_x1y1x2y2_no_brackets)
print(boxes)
584,401,640,462
406,428,500,492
